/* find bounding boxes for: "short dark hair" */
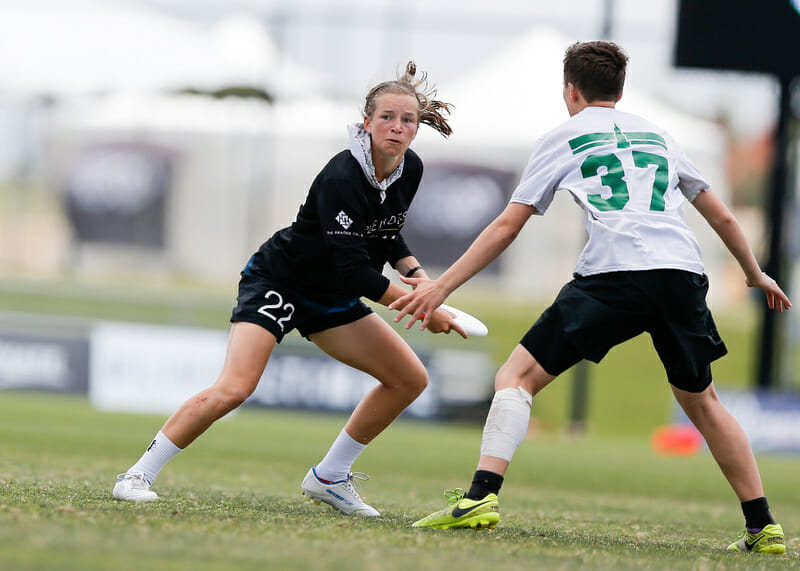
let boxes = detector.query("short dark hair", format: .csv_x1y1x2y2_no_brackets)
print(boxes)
563,41,629,103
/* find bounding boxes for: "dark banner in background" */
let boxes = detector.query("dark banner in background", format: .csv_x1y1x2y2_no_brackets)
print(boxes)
675,0,800,80
403,163,516,274
62,142,174,248
0,331,89,393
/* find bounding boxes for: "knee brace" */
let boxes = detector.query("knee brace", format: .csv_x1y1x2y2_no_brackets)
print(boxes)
479,386,533,462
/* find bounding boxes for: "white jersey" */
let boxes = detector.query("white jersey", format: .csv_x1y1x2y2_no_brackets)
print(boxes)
511,106,711,276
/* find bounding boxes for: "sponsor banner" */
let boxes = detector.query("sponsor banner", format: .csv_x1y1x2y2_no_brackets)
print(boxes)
718,390,800,453
403,163,516,274
89,322,228,415
62,142,173,248
248,347,438,418
676,389,800,454
0,331,89,392
89,321,492,418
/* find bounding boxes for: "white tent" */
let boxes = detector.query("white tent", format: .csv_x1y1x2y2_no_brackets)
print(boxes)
413,27,731,303
417,27,725,168
0,1,322,97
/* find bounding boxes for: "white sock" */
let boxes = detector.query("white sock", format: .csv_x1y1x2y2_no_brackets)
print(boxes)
480,387,532,462
314,429,367,482
127,430,183,485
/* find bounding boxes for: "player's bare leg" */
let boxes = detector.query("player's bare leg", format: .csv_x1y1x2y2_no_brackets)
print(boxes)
311,313,428,444
476,345,555,475
671,383,763,501
301,313,428,516
161,322,276,448
674,383,786,553
413,345,554,529
113,323,275,501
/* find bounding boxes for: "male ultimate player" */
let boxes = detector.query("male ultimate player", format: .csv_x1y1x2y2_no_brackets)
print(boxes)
391,41,790,554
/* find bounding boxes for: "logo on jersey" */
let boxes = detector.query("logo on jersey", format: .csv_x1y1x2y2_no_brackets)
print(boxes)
364,211,407,236
335,210,353,229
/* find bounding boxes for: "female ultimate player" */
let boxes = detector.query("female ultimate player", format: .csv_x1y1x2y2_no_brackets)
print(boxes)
113,61,465,517
391,42,790,553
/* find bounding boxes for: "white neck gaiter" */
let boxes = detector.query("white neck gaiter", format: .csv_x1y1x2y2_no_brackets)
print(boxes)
347,123,404,203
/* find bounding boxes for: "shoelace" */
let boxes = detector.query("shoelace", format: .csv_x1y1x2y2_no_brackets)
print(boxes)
116,472,150,489
343,472,370,497
732,530,754,550
443,488,465,505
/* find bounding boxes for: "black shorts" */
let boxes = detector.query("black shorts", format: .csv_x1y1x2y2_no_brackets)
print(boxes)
230,270,372,343
520,270,728,392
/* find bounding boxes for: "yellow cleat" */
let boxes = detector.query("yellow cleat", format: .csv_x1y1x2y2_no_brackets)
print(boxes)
412,488,499,530
727,523,786,554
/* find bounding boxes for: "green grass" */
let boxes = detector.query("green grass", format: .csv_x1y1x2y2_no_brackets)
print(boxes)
1,391,799,570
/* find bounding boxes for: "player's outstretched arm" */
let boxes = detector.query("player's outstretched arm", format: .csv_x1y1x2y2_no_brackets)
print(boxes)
390,203,536,329
692,189,792,312
377,278,467,338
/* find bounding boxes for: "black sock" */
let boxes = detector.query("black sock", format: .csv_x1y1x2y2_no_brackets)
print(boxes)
741,496,776,531
465,470,504,500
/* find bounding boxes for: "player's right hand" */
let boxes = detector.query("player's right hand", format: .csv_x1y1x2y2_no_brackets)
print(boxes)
389,277,448,331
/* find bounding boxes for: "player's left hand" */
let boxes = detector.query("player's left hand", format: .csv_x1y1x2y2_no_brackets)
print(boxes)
747,272,792,312
423,306,468,338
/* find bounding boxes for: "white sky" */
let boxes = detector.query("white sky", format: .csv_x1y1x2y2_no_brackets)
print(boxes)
0,0,788,136
136,0,786,137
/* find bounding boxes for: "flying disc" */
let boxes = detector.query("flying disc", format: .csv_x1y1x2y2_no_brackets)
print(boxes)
439,304,489,337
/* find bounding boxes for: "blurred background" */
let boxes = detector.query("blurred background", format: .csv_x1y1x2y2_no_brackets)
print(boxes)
1,0,798,445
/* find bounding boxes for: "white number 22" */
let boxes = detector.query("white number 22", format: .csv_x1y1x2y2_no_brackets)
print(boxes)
257,290,295,331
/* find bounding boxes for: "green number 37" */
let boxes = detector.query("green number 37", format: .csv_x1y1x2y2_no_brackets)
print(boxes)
580,151,668,212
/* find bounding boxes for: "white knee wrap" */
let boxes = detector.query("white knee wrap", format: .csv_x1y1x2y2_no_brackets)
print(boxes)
480,387,533,462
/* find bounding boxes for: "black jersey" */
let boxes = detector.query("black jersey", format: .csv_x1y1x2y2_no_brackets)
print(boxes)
250,148,422,304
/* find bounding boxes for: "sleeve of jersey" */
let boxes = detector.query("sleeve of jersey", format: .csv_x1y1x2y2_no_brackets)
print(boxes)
509,135,562,214
385,231,413,267
673,141,712,201
316,179,390,302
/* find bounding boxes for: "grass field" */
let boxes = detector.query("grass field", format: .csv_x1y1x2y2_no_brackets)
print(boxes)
1,390,799,570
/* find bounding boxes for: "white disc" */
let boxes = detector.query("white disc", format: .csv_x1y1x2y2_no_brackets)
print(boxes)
439,304,489,337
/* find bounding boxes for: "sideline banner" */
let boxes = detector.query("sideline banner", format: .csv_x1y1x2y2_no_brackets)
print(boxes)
89,322,228,415
675,389,800,454
717,390,800,454
88,321,493,419
248,349,437,418
0,331,89,392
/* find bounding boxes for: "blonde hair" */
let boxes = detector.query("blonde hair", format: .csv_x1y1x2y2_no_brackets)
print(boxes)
363,61,453,138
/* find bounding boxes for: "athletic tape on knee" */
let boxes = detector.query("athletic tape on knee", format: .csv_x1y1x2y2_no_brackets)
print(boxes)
480,386,532,462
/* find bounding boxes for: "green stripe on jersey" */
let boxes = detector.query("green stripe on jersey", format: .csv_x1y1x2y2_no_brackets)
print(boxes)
569,131,667,154
623,132,667,150
568,132,615,154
